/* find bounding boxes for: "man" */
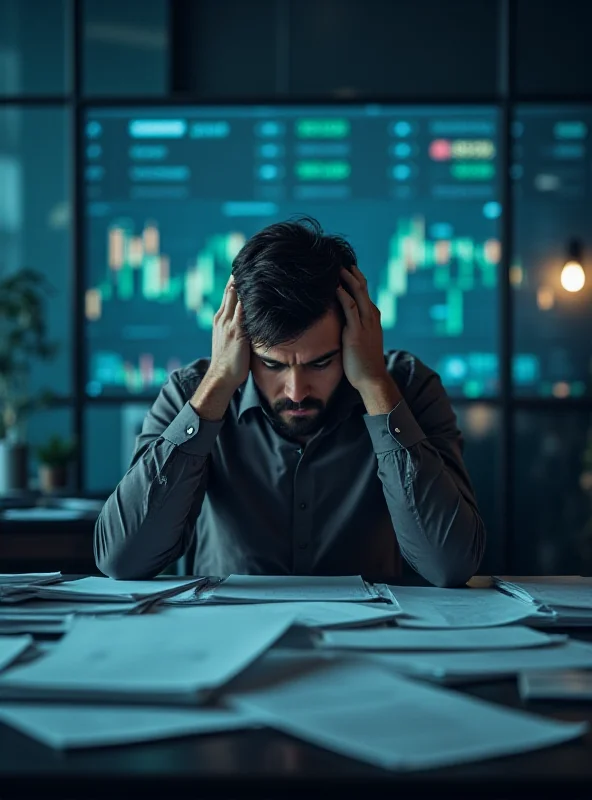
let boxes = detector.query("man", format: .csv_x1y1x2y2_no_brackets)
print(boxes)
94,216,485,586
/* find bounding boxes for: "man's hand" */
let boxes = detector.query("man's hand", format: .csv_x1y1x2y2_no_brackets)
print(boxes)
208,274,251,391
336,265,402,414
336,264,390,391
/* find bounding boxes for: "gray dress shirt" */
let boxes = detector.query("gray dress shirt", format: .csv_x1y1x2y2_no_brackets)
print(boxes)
94,350,485,587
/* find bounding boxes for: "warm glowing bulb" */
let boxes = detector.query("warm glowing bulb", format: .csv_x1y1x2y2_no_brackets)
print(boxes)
560,261,586,292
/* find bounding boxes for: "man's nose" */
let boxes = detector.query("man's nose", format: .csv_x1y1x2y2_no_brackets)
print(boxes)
284,370,310,403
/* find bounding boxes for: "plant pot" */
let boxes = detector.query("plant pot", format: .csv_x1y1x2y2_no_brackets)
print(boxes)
38,464,69,495
0,441,29,495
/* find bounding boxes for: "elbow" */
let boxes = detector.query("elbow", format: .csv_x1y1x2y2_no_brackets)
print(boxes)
94,514,145,580
430,517,486,588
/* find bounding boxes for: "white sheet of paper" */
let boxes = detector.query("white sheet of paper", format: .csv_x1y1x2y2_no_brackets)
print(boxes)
229,656,587,771
0,703,262,749
388,585,544,628
494,576,592,610
206,575,379,603
0,573,61,584
320,626,565,651
161,601,401,629
370,639,592,682
0,635,33,672
0,605,296,703
33,576,206,602
0,600,148,616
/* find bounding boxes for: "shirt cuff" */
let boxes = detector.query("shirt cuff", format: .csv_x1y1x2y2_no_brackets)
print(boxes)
162,402,224,456
363,399,426,453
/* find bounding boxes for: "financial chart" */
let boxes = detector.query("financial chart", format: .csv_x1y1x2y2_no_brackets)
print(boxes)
83,105,501,398
513,106,592,398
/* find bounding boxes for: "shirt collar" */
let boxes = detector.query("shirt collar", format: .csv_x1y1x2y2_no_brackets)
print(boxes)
237,371,365,424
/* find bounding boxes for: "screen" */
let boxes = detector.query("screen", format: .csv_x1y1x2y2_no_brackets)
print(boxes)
513,107,592,398
83,105,501,398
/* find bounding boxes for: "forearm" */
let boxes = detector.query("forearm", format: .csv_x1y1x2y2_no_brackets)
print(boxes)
376,441,486,587
94,379,224,579
362,381,485,588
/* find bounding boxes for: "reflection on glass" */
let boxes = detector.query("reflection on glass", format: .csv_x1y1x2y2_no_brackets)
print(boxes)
0,107,71,395
83,105,500,400
83,0,168,96
0,0,69,96
454,404,501,573
513,107,592,397
25,406,72,485
514,411,592,574
84,404,149,493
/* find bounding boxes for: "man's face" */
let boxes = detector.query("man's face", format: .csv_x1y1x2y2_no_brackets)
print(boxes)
250,307,345,440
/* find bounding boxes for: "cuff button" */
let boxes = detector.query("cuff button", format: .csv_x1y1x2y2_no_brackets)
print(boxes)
394,427,401,434
186,426,195,435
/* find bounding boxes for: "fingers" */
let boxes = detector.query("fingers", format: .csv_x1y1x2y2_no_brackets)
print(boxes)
340,266,372,324
336,283,360,328
217,274,236,318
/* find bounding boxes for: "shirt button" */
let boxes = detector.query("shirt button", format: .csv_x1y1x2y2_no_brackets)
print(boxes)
394,427,401,434
299,502,307,510
186,426,195,435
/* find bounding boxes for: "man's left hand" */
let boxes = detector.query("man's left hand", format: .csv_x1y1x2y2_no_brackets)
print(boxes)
336,265,390,392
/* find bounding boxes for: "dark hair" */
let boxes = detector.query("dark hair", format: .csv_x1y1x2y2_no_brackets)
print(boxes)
231,215,356,349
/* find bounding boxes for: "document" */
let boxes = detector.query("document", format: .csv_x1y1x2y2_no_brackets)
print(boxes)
388,585,546,628
0,605,297,704
199,574,382,604
162,601,401,629
0,573,62,602
0,635,33,672
519,669,592,701
369,638,592,683
0,703,262,749
31,576,208,603
320,626,565,651
228,655,587,770
493,576,592,611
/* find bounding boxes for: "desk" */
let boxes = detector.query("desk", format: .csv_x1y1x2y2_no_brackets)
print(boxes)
0,577,591,798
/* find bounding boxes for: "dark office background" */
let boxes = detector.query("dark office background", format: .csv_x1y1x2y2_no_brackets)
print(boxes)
1,0,592,576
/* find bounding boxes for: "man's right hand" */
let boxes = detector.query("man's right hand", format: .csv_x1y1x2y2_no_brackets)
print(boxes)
207,274,251,392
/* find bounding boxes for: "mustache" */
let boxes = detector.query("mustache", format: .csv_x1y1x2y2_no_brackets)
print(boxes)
274,400,323,412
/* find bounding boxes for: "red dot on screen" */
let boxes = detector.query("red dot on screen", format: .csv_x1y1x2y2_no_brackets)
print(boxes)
429,139,452,161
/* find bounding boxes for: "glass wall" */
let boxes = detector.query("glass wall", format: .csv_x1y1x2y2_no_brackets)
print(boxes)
2,0,591,573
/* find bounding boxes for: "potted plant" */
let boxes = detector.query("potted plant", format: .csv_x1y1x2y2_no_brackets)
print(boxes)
36,435,77,494
0,268,58,494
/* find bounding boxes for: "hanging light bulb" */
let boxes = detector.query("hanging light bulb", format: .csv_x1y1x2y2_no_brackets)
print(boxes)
560,238,585,292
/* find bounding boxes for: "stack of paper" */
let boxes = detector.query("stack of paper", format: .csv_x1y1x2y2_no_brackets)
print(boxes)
189,574,389,604
518,669,592,701
0,573,63,604
29,576,208,603
493,576,592,625
0,604,297,704
319,626,566,652
227,653,587,770
386,585,552,628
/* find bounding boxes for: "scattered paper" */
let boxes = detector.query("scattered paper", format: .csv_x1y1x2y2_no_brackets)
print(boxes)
0,703,262,749
201,575,381,604
32,576,207,603
519,669,592,701
494,576,592,611
229,655,587,770
370,639,592,683
162,601,401,629
388,585,546,628
0,605,297,704
320,626,565,651
0,635,33,672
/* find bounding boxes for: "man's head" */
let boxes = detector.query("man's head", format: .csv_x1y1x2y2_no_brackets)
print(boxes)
231,216,357,439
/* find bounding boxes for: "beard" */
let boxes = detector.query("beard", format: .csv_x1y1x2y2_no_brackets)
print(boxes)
257,377,347,441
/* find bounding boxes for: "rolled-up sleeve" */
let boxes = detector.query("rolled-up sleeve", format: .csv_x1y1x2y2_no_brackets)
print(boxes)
94,369,223,580
363,372,486,588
